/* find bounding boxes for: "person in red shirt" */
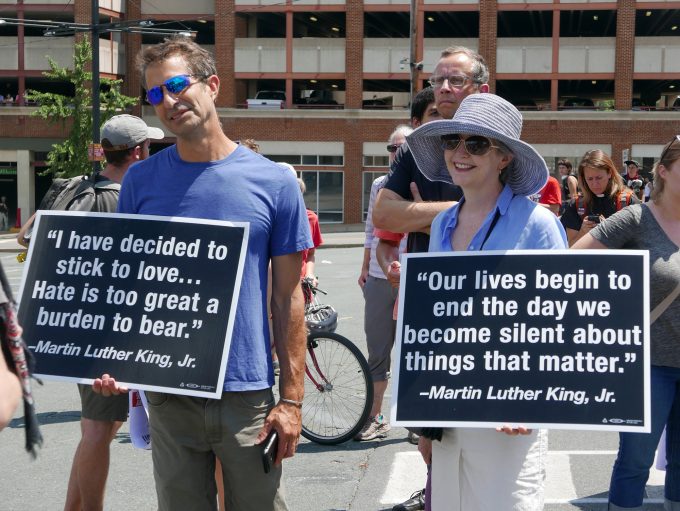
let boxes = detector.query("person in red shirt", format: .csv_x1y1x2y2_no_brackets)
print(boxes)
277,162,324,284
300,188,323,286
532,175,562,216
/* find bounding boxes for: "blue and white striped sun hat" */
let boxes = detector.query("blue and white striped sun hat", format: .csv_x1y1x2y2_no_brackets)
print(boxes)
405,94,548,197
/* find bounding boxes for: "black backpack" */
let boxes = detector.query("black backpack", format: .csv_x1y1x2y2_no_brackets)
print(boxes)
22,174,120,245
39,174,120,213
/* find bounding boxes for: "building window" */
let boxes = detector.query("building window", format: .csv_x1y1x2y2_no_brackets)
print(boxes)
265,154,344,166
362,171,387,222
268,155,301,165
363,155,389,167
319,155,343,166
300,170,343,223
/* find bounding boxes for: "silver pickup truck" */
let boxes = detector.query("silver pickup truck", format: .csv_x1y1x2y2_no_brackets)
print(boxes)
246,91,286,109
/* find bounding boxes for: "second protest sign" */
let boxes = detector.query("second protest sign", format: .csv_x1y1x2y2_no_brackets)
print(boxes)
391,250,650,432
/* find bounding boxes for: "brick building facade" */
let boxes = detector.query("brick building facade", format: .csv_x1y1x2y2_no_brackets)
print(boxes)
0,0,679,227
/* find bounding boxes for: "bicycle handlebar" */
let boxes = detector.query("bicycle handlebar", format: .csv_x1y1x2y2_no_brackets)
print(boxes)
301,277,327,295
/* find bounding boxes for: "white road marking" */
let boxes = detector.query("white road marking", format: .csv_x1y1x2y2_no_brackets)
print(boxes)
647,450,666,498
545,452,578,501
380,451,427,505
384,448,667,506
546,498,664,504
549,450,617,454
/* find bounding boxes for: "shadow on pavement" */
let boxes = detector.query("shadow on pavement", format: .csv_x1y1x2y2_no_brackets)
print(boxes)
8,409,81,428
296,437,411,453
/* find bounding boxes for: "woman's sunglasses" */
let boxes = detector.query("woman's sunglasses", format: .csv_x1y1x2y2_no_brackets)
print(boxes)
146,74,207,106
659,135,680,164
440,134,501,156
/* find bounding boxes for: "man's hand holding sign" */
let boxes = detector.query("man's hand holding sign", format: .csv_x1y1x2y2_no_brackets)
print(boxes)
18,212,248,398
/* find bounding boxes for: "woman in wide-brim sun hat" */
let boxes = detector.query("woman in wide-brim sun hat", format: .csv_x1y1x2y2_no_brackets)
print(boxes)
408,93,568,511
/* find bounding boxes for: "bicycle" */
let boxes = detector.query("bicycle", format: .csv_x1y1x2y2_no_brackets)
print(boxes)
300,278,373,445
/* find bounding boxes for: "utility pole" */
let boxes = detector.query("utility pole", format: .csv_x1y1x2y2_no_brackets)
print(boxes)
409,0,418,104
91,0,101,173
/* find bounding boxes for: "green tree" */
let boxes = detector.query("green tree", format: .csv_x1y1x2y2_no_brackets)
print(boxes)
25,37,138,178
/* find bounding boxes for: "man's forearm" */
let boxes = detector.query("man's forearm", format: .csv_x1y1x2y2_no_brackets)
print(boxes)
271,286,306,401
373,189,453,233
376,239,400,279
305,249,316,279
360,248,370,271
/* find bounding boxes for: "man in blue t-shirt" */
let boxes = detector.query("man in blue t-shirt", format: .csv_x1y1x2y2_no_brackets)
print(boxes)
94,37,312,511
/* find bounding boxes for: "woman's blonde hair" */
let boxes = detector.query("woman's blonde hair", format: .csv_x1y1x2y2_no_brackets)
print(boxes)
651,136,680,201
577,149,628,205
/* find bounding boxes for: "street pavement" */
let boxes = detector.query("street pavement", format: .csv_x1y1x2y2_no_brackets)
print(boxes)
0,238,667,510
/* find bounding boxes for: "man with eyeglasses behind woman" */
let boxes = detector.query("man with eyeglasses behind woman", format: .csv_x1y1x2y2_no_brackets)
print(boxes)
573,135,680,511
372,46,489,251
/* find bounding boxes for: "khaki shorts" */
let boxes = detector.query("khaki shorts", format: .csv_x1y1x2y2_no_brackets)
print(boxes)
147,389,288,511
78,384,128,422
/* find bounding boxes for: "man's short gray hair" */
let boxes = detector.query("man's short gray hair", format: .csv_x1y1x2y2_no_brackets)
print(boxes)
439,46,489,86
389,124,414,143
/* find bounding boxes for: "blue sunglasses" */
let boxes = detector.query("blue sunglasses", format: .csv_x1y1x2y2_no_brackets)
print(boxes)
146,74,207,105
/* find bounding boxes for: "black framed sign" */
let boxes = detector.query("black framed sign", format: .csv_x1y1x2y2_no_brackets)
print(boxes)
391,250,650,432
18,211,248,398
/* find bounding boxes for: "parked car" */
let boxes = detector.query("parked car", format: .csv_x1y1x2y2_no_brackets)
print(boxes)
632,98,654,111
672,97,680,111
362,96,393,109
246,91,286,109
510,98,540,111
298,90,340,108
560,97,596,110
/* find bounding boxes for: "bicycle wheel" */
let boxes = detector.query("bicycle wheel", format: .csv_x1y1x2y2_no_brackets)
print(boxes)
301,331,373,445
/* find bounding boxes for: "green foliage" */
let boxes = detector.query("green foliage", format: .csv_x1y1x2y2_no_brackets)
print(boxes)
598,99,615,111
25,37,138,177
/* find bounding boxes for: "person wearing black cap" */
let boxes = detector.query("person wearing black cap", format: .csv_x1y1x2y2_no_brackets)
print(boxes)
624,160,644,200
624,159,641,184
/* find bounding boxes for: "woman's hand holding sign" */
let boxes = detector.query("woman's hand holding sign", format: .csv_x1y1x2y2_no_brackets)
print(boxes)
496,424,532,436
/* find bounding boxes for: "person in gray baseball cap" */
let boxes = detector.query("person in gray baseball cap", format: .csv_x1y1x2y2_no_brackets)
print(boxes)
101,113,165,152
15,113,164,508
60,114,162,511
406,94,567,510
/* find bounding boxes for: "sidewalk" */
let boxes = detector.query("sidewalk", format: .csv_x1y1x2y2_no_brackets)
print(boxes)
0,232,22,253
320,229,364,248
0,228,365,253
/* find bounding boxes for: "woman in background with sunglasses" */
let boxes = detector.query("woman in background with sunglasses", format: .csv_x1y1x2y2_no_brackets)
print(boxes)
573,136,680,511
561,150,640,246
406,94,566,510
